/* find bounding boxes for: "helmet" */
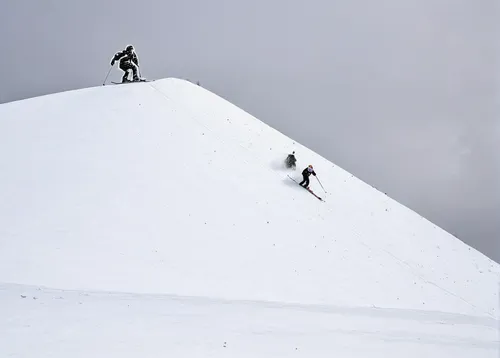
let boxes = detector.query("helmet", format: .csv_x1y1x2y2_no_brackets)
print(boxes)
126,45,134,51
308,164,313,168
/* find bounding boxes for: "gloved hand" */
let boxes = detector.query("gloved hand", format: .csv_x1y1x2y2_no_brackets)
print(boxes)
110,59,115,66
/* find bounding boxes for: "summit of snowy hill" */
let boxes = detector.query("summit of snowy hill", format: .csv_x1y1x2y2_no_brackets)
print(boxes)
0,78,498,357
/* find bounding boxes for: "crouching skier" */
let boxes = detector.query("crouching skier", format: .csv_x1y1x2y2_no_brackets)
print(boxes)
285,151,297,169
110,45,143,83
299,165,316,188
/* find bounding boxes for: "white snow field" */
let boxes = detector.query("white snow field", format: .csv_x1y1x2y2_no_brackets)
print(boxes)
0,78,498,357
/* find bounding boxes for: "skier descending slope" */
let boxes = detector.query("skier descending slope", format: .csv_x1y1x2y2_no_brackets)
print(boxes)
110,45,144,83
284,151,297,169
287,171,324,201
299,165,316,189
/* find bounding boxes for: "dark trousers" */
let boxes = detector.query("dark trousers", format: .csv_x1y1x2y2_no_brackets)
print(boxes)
119,61,139,82
299,174,310,187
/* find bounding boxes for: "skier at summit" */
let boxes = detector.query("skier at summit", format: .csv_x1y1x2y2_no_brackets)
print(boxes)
299,165,316,189
285,151,297,169
110,45,142,83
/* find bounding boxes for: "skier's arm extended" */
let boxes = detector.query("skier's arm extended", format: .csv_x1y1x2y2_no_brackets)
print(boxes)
110,51,126,66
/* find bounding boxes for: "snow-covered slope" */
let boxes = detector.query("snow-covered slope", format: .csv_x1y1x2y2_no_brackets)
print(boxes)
0,78,498,357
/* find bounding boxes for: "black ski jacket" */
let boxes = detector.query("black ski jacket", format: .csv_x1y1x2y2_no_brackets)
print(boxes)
302,168,316,177
286,154,296,165
112,50,139,66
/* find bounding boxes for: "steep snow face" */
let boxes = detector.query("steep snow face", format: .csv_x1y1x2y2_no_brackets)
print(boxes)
0,78,498,321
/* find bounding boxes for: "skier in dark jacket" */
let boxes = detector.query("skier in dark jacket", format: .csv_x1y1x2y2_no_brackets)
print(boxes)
299,165,316,188
111,45,140,83
285,151,297,169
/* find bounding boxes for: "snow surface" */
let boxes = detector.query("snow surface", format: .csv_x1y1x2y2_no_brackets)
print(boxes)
0,78,498,357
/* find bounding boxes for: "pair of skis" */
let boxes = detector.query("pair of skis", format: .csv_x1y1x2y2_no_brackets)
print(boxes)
111,79,150,85
287,175,325,202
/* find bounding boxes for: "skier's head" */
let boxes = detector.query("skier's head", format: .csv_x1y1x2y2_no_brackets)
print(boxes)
126,45,134,53
292,151,295,155
307,164,313,172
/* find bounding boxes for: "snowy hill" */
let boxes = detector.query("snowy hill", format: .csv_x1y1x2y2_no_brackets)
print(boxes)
0,78,498,357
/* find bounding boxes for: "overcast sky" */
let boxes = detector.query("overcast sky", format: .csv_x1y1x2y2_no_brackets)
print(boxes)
1,0,498,262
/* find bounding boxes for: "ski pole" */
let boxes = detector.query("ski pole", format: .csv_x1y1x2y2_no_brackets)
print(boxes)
102,66,112,86
316,176,327,193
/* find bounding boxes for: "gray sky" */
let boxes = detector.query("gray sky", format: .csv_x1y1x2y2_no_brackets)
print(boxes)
2,0,499,262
